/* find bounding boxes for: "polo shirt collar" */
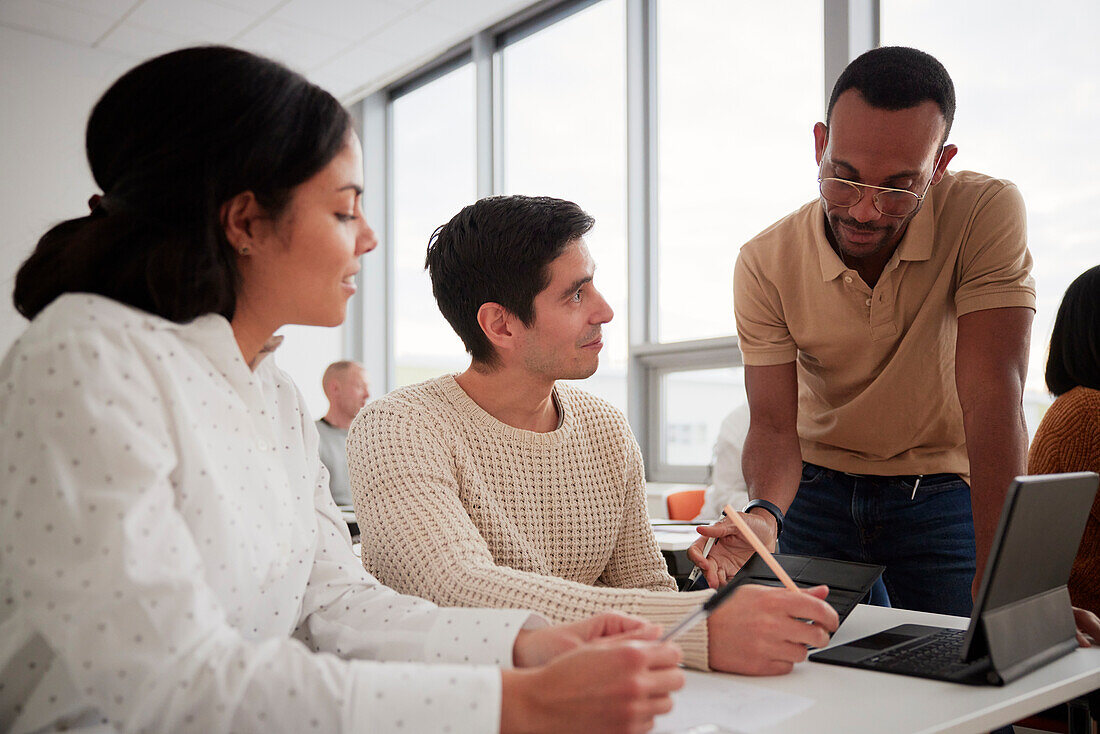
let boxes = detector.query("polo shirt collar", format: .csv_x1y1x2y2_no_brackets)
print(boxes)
895,187,935,263
812,189,937,282
812,205,847,282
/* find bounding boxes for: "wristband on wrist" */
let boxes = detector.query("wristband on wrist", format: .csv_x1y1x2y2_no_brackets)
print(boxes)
742,498,784,537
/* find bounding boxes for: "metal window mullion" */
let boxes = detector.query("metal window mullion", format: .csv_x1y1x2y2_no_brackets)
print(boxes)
849,0,879,57
824,0,880,109
473,31,495,198
823,0,849,109
626,0,657,474
642,0,659,346
492,47,505,194
344,100,366,364
359,91,393,394
369,94,400,396
383,101,396,393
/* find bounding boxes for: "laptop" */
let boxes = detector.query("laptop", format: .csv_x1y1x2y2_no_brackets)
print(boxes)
810,472,1099,685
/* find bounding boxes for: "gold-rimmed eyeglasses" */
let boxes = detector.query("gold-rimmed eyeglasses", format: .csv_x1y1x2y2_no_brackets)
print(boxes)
817,177,931,218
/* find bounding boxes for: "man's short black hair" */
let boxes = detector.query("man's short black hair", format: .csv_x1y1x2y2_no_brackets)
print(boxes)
425,195,595,367
827,46,956,141
1046,264,1100,396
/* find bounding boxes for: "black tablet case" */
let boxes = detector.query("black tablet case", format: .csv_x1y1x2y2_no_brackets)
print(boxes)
728,553,884,625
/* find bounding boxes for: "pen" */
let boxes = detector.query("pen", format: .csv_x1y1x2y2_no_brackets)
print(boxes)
660,574,742,641
684,510,726,587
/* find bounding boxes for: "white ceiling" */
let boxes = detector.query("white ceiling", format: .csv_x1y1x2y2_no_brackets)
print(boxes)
0,0,534,102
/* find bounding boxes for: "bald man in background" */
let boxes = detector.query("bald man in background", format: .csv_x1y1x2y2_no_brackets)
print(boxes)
317,361,371,506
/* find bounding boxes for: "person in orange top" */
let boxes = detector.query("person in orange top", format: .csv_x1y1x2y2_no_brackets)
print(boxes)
1029,265,1100,615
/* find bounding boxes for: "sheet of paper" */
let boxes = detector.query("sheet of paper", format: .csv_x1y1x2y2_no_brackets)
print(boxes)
654,670,814,734
650,523,703,534
652,524,701,551
652,531,696,551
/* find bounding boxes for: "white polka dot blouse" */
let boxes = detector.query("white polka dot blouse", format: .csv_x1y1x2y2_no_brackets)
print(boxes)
0,294,540,733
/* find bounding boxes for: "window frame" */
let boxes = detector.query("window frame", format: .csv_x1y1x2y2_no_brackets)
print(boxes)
350,0,879,481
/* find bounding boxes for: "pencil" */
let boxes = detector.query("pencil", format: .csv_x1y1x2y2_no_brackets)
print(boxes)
722,504,801,595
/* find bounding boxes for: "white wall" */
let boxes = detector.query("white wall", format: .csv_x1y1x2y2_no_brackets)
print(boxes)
0,26,133,354
0,29,352,416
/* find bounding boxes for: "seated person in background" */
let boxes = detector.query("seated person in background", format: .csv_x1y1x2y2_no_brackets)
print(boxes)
317,360,371,505
1028,265,1100,616
348,195,838,676
0,47,685,734
693,402,751,523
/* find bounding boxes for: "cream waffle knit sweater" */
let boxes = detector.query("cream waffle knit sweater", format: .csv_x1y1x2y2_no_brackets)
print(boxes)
347,374,711,669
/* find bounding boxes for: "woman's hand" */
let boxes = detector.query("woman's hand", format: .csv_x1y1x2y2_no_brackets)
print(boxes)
512,612,662,668
1074,606,1100,647
501,639,685,734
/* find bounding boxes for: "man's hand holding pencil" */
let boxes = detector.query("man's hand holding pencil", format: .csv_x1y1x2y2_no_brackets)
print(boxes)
670,504,839,676
687,509,778,588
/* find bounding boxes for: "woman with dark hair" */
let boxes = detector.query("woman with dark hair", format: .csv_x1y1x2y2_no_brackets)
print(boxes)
1029,264,1100,614
0,47,682,733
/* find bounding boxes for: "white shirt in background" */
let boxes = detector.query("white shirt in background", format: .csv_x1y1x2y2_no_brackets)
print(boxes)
0,294,539,734
694,403,752,523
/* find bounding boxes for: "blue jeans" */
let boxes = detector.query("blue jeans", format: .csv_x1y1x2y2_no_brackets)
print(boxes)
780,463,976,617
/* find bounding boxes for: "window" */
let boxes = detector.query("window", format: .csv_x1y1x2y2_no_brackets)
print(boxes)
641,0,823,477
499,0,628,411
391,63,477,387
881,0,1100,429
364,0,864,479
661,367,745,467
655,0,823,343
274,325,343,420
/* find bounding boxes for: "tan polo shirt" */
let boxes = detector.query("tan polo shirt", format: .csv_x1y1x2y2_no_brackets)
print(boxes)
734,170,1035,478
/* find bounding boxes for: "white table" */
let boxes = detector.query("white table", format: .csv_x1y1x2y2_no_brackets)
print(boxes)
674,604,1100,734
651,521,700,552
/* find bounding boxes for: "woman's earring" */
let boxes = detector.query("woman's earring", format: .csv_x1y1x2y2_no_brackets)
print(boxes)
238,245,250,255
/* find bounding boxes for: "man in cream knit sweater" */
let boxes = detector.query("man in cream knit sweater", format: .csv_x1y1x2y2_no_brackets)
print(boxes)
348,196,837,674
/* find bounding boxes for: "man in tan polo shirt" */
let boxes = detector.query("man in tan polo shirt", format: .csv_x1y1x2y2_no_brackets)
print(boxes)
688,46,1034,617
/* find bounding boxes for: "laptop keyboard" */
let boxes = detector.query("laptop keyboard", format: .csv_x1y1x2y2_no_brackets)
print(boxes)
862,629,975,676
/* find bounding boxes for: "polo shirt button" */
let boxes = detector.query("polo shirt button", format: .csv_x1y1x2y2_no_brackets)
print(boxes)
865,298,872,306
257,439,270,452
844,276,853,283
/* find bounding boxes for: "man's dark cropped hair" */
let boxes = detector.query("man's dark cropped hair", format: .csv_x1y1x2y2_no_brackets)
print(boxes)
1046,264,1100,396
827,46,956,141
425,195,595,367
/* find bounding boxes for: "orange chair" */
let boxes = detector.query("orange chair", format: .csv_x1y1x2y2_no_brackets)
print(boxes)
666,489,706,521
